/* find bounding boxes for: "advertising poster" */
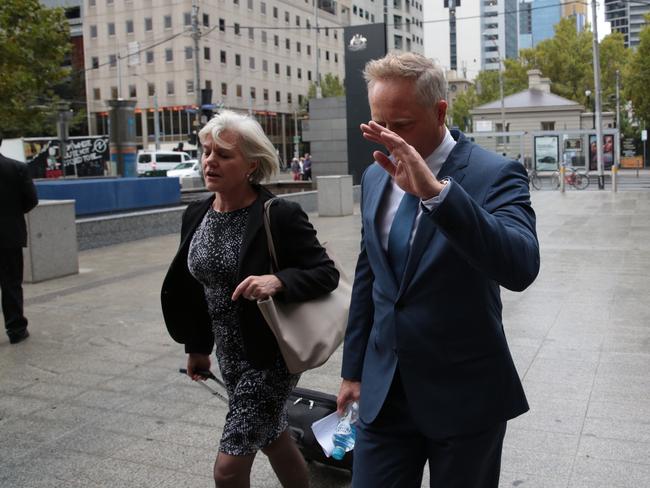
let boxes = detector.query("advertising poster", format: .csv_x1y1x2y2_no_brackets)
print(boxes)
589,135,614,171
534,136,559,171
24,137,109,178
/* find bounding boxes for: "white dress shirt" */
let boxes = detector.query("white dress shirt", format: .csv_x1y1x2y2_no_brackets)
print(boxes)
378,128,456,252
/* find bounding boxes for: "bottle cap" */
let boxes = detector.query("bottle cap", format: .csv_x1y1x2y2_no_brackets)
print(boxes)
331,446,345,460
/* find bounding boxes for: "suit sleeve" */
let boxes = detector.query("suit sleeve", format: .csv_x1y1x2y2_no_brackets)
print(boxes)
20,164,38,213
341,171,375,381
429,160,540,292
272,201,340,302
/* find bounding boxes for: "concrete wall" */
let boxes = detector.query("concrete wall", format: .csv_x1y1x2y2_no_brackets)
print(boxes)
302,97,348,178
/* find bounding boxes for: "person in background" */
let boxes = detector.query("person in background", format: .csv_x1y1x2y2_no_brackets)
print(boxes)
161,110,338,488
290,157,301,181
302,153,312,181
0,135,39,344
337,52,539,487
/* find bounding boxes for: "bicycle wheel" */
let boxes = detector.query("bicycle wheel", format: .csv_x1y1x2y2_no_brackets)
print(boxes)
574,172,589,190
551,171,561,190
531,173,542,190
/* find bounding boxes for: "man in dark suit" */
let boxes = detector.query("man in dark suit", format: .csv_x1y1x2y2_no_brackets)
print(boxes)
0,136,39,344
337,52,540,486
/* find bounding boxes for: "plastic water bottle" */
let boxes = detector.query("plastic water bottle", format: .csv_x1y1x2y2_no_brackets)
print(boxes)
331,401,359,460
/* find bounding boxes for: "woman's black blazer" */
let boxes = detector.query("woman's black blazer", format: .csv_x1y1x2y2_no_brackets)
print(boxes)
161,185,339,369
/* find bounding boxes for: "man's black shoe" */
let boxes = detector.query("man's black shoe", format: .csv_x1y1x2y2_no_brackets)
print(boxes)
9,329,30,344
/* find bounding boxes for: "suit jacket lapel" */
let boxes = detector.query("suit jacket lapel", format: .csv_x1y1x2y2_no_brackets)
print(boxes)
398,133,472,296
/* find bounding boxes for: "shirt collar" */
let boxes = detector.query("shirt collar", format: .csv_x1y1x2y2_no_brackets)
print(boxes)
424,127,456,178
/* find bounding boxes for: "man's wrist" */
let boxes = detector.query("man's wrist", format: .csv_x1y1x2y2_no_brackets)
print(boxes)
422,178,449,200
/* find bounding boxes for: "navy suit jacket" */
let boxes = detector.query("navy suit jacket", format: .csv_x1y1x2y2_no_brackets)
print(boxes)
341,130,540,438
0,153,38,248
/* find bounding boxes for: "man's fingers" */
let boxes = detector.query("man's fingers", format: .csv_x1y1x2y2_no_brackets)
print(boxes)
374,151,395,176
231,278,251,301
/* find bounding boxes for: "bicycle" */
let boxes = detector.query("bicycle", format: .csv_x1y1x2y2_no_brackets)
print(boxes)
551,167,590,190
528,169,543,190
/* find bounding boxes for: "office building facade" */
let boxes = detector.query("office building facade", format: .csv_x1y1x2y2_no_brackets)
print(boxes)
605,0,650,48
480,0,518,71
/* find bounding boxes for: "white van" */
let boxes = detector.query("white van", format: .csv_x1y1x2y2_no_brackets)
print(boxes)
137,150,193,174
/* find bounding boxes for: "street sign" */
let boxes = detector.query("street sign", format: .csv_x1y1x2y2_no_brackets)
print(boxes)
293,136,300,144
642,130,648,142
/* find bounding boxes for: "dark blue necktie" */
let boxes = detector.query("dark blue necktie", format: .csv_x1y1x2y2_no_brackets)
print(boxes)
387,193,420,280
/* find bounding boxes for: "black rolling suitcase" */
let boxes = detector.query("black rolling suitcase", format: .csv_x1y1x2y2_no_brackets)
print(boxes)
286,386,353,471
179,369,353,472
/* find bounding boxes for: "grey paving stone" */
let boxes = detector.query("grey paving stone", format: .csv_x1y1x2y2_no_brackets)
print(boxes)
569,457,650,487
577,436,650,465
498,470,568,488
582,417,650,444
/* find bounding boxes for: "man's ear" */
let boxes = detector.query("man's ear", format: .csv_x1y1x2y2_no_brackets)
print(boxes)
436,100,448,125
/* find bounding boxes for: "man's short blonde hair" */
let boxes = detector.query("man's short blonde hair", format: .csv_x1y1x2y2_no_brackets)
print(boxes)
363,52,447,107
198,110,279,183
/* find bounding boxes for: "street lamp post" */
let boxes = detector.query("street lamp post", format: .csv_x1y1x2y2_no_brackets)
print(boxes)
585,90,595,129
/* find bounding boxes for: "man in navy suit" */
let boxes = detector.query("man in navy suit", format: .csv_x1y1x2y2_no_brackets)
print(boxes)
0,136,39,344
337,52,540,487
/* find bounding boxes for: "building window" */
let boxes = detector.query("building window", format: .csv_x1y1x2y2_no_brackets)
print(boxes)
93,88,101,100
334,53,338,63
296,41,301,53
146,51,154,63
307,70,312,81
185,46,193,60
262,31,267,43
221,82,227,96
236,84,243,97
164,15,172,29
273,6,278,18
250,86,256,99
298,94,304,105
90,25,97,38
184,12,191,26
234,23,240,35
126,20,133,34
144,17,152,31
129,84,136,98
249,57,255,69
203,13,210,27
287,93,292,104
89,0,96,7
91,56,99,69
108,22,115,36
111,86,118,98
261,1,266,14
262,59,268,72
274,62,280,74
285,38,290,50
248,0,253,9
263,88,269,101
297,68,302,79
274,35,279,47
165,49,173,62
276,90,281,102
148,83,155,96
286,65,291,77
296,15,300,26
219,18,225,31
205,80,212,90
326,50,330,61
220,50,227,63
109,54,117,68
249,28,254,40
204,47,211,60
307,44,311,55
285,11,289,22
541,121,555,131
186,80,194,94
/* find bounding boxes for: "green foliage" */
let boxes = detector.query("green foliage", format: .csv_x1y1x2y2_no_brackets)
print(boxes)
0,0,71,137
449,87,478,132
302,74,345,111
624,15,650,126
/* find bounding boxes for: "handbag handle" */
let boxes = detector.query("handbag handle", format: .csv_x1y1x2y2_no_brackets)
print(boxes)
263,198,280,273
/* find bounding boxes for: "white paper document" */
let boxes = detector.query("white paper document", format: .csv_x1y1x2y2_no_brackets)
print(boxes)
311,411,341,457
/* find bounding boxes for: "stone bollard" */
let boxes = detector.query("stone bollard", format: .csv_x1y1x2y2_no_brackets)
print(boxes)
23,200,79,283
317,175,353,217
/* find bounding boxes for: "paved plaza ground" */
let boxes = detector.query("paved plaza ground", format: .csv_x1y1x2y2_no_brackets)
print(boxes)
1,189,649,487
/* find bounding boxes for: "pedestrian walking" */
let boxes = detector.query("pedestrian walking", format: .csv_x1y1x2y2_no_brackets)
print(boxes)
290,157,301,181
0,135,39,344
302,153,312,181
161,110,338,487
337,52,540,487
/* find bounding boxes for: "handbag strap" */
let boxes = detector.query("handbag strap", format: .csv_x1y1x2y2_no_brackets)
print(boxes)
263,198,280,273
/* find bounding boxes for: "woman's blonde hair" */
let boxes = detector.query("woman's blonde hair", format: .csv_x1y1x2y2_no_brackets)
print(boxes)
363,52,447,107
198,110,279,183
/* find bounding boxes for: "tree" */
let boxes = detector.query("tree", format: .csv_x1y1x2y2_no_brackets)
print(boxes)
302,74,345,112
624,15,650,126
449,87,478,132
0,0,71,137
599,32,629,112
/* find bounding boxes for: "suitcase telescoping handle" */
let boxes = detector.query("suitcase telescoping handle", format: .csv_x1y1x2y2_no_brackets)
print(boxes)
178,368,228,403
293,397,315,410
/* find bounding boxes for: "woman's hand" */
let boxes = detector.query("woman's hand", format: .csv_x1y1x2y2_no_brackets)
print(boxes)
186,353,211,381
231,274,284,301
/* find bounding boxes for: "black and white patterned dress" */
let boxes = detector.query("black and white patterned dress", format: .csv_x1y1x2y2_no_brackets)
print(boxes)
187,206,300,456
